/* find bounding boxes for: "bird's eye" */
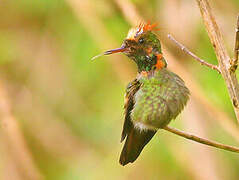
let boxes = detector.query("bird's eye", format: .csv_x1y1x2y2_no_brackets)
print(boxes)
138,38,144,44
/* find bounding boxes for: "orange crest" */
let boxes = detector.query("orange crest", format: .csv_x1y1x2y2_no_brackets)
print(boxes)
127,21,159,40
137,21,159,34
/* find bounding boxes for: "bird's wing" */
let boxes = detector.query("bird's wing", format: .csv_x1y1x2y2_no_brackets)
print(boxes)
121,79,141,142
120,79,158,166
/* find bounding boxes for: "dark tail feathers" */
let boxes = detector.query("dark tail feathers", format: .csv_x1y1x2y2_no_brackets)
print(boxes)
119,127,156,166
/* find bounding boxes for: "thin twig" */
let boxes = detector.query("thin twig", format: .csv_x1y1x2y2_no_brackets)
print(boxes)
195,0,239,122
164,126,239,153
231,15,239,72
168,34,221,73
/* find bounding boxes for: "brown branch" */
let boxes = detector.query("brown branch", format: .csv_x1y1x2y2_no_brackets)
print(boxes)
164,126,239,153
231,15,239,72
195,0,239,122
168,34,221,73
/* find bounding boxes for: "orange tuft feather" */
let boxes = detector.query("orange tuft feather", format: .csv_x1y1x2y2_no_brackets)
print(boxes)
137,21,160,33
127,21,160,40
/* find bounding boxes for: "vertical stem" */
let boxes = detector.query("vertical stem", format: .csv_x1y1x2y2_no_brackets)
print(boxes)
196,0,239,122
231,15,239,72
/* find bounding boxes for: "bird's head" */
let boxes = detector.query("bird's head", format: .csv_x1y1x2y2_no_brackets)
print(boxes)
103,22,167,72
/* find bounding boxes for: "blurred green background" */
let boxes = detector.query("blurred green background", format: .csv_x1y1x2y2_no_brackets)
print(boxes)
0,0,239,179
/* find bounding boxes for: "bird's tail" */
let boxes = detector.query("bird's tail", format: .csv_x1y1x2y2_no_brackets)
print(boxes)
119,127,156,166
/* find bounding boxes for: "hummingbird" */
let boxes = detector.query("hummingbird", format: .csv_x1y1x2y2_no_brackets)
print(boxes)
93,22,190,166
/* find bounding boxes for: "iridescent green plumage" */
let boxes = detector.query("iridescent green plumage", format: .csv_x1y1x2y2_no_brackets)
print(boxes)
132,69,189,129
99,22,190,166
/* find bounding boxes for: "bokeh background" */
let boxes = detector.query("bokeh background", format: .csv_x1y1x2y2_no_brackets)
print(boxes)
1,0,239,179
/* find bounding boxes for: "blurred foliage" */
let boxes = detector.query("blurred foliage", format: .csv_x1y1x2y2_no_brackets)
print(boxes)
0,0,239,179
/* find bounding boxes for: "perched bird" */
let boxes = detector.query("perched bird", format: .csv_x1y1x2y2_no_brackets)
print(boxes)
93,22,190,166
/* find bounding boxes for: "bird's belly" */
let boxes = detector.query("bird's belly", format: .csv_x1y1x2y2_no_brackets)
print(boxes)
131,79,189,130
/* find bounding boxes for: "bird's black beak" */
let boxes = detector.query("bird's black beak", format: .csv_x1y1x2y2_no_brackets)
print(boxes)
104,46,128,55
91,45,128,60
